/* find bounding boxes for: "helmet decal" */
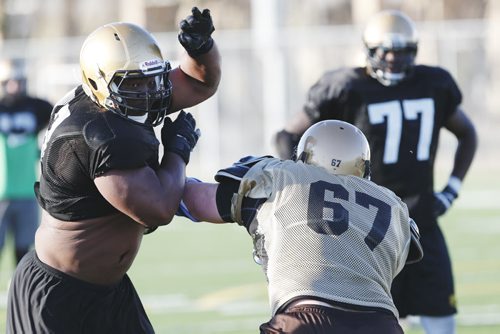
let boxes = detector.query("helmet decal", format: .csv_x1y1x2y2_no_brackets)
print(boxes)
139,59,166,74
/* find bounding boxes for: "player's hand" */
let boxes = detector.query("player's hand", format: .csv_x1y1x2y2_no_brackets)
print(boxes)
178,7,215,57
433,185,458,217
161,111,200,164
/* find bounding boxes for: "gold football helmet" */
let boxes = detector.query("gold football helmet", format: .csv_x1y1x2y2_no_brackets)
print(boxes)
362,10,418,86
80,22,172,126
296,120,371,179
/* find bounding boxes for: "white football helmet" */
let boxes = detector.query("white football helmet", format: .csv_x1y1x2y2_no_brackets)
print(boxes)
363,10,418,86
296,120,371,179
80,22,172,126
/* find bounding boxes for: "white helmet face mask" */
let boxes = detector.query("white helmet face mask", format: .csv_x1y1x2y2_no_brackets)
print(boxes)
362,10,418,86
296,120,371,179
80,22,172,126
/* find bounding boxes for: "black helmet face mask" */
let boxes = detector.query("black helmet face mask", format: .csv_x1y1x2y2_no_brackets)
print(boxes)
367,44,417,86
108,61,172,127
363,10,419,86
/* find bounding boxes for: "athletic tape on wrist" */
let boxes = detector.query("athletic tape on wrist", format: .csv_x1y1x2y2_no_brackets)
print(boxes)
447,176,462,194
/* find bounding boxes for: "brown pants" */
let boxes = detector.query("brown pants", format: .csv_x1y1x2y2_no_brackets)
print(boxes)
260,304,403,334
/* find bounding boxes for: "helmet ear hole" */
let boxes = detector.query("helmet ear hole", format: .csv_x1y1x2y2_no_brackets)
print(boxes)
367,47,377,57
88,78,98,90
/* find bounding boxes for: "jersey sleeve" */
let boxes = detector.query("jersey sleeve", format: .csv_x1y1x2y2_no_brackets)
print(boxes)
93,137,150,176
215,179,240,222
303,68,350,122
439,67,463,119
84,118,153,178
228,157,281,228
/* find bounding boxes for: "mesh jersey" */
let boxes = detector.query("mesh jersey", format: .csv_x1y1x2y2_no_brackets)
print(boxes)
304,65,461,229
0,96,52,199
35,86,160,221
232,158,412,317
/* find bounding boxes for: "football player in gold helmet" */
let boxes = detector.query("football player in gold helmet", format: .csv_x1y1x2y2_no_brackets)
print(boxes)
363,10,418,87
7,7,220,333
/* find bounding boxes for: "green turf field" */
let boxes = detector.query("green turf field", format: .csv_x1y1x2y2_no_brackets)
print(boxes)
0,168,499,333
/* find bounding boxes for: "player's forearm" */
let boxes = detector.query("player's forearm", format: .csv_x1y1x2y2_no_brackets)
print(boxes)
451,129,477,180
157,153,187,221
179,42,221,92
450,113,478,180
183,181,225,224
446,109,478,180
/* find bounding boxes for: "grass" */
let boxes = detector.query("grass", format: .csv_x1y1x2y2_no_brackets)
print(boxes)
0,168,499,333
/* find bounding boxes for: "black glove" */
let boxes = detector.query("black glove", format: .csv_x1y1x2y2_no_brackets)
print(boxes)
161,111,200,164
433,184,459,217
178,7,215,57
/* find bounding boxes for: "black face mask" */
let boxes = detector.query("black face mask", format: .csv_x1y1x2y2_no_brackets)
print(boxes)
107,63,172,127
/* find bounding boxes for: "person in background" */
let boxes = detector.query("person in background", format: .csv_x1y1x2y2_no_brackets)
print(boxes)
274,10,477,334
177,120,423,334
0,58,52,265
7,7,220,334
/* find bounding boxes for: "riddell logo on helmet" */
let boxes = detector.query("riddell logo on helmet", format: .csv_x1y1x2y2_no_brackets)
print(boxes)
140,59,164,72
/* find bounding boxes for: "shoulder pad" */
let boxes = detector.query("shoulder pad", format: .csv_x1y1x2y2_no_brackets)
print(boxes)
215,155,274,183
83,117,115,149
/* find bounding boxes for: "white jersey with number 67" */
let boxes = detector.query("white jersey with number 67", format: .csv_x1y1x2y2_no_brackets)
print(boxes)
233,158,412,317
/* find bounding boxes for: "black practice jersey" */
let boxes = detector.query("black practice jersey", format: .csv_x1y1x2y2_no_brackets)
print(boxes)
0,95,52,134
35,86,160,221
304,65,461,229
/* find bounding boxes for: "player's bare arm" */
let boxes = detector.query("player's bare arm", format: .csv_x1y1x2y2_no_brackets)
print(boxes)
433,107,478,217
445,108,478,180
94,154,186,228
170,7,221,111
182,181,224,223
